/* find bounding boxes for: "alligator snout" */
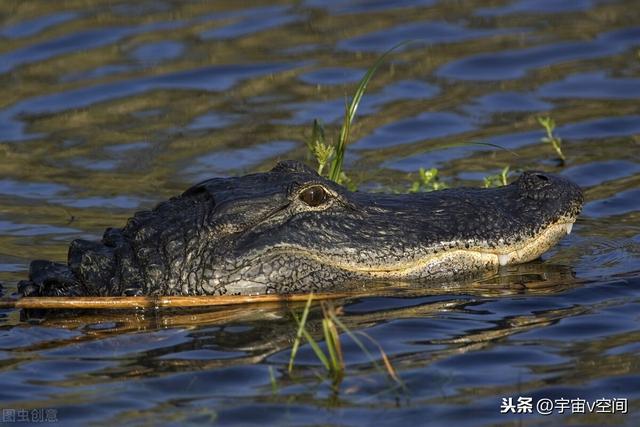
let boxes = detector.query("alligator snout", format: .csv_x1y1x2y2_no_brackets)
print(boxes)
516,171,584,235
518,171,583,210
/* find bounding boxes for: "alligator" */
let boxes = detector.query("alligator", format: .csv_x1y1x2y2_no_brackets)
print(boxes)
17,160,583,297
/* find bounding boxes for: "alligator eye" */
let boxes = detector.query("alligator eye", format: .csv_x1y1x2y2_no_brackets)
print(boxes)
299,186,329,207
535,173,549,181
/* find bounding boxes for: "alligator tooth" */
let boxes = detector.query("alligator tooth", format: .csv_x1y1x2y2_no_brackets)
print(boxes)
498,254,509,266
565,223,573,235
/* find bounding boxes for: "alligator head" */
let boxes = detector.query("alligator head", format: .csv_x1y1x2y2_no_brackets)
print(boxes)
19,160,583,297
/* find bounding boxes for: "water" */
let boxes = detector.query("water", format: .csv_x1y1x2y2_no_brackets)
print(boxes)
1,0,639,425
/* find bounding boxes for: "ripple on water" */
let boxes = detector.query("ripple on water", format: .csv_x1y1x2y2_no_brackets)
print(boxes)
394,113,640,170
464,91,552,114
382,111,640,173
561,160,640,188
104,141,152,154
473,296,571,317
605,340,640,356
352,111,475,150
12,359,114,383
574,237,640,279
0,373,63,403
60,64,133,82
128,40,184,66
0,61,302,142
363,316,489,347
68,158,121,172
298,67,365,86
112,1,170,16
42,328,191,358
51,195,146,210
212,403,322,426
158,349,245,360
0,262,26,272
538,71,640,100
183,140,297,181
0,11,78,39
432,346,570,386
303,0,437,15
560,115,640,140
0,220,79,237
279,80,439,125
515,306,639,341
476,0,599,16
0,179,68,199
200,5,300,40
139,364,268,398
437,27,640,81
338,21,500,53
0,21,183,75
185,111,241,132
384,144,489,171
0,326,81,350
344,295,458,313
583,188,640,218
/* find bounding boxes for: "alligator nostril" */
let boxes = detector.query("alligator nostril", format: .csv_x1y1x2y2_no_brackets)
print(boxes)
535,173,549,181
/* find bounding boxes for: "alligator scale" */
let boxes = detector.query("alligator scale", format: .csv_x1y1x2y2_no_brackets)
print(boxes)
18,161,583,297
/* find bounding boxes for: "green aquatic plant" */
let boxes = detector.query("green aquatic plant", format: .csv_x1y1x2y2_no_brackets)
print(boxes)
268,366,279,394
288,294,344,384
408,142,518,192
288,293,402,389
483,165,511,188
305,44,521,193
537,116,566,163
306,119,332,176
288,293,317,372
308,43,407,185
325,309,403,388
408,167,447,192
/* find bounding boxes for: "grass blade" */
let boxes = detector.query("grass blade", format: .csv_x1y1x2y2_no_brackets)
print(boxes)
469,141,520,158
327,310,404,388
328,41,410,182
380,349,400,384
268,366,278,393
322,318,340,373
288,293,315,373
289,294,332,372
300,322,331,371
355,330,403,386
321,304,344,375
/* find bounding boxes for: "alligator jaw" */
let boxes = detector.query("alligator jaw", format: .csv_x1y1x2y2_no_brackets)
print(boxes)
491,219,575,268
241,218,578,280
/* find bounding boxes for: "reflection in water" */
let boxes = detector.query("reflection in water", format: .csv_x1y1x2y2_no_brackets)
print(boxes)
1,0,640,425
2,263,637,425
7,262,581,390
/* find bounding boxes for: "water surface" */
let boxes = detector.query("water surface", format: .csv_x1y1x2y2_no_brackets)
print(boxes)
0,0,639,425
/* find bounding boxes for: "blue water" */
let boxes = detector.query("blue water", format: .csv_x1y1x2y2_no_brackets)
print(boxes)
0,0,639,425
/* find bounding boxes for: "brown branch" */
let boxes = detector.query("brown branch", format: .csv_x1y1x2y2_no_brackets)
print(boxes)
0,292,355,310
